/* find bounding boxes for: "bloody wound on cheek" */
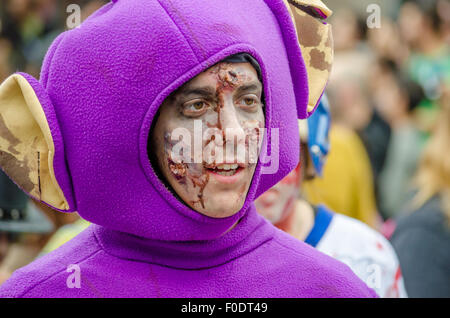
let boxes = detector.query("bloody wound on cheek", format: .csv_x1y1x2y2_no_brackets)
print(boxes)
190,173,209,209
164,131,188,181
164,129,209,208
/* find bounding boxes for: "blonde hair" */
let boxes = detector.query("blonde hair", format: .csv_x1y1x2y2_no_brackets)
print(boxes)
413,87,450,224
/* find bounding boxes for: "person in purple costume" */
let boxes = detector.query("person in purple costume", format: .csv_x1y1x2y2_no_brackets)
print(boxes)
0,0,376,297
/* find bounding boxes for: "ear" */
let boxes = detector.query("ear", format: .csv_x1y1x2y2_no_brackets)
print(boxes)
285,0,333,117
0,73,75,212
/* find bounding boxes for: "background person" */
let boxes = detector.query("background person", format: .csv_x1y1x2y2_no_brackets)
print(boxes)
0,171,54,284
390,88,450,298
302,95,380,228
256,96,407,297
375,61,426,219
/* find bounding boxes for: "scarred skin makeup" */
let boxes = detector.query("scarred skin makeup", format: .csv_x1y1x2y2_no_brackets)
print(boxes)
255,163,301,224
255,143,316,240
151,62,265,218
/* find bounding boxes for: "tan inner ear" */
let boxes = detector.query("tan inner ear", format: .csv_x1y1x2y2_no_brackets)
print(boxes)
287,0,332,18
284,0,334,113
0,74,70,210
298,118,309,142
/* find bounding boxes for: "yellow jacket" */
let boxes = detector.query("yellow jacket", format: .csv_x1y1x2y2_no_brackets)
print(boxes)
303,124,378,228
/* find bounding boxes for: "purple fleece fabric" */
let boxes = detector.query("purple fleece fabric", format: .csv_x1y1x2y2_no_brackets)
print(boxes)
0,0,377,297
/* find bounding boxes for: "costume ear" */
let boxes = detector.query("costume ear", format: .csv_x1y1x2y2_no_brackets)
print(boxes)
285,0,333,116
0,73,74,212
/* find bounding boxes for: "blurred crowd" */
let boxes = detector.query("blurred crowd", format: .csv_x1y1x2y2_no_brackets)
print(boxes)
318,0,450,223
304,0,450,297
0,0,449,297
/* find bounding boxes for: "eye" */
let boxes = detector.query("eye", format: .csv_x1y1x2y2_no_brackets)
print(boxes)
182,100,209,116
243,98,255,106
238,95,260,110
192,101,206,110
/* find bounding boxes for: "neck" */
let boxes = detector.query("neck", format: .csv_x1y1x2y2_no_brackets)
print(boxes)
275,198,315,241
275,198,297,233
390,112,410,129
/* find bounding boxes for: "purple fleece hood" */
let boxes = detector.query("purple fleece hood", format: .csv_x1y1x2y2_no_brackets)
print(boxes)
0,0,379,298
21,0,309,240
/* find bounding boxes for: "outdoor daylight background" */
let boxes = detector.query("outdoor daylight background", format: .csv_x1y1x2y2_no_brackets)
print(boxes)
0,0,449,296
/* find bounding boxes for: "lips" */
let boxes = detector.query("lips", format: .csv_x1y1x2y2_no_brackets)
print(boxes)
209,163,239,176
204,161,245,173
205,163,245,183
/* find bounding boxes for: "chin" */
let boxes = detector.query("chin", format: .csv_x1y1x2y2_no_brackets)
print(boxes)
202,194,246,218
203,204,243,219
186,183,246,218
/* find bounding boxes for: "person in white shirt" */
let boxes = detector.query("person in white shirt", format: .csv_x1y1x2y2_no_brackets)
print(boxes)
255,95,408,298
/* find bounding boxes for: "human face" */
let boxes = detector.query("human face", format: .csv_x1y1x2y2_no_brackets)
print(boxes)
255,163,300,224
151,62,265,218
300,142,316,181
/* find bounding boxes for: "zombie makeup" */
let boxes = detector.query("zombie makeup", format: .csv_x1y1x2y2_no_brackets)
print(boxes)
150,61,265,218
255,163,301,224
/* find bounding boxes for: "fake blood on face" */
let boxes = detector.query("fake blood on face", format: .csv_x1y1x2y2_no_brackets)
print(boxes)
153,61,264,217
189,173,210,209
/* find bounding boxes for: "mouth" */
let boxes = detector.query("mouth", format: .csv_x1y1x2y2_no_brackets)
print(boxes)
205,163,245,183
208,163,240,175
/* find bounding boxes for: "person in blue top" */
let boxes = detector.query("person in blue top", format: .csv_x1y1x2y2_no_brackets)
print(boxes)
256,95,408,298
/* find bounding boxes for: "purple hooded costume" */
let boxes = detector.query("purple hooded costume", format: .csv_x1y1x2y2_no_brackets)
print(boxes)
0,0,377,297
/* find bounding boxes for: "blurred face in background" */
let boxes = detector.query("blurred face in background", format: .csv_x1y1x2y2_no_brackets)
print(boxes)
372,73,406,125
367,18,409,64
331,9,360,51
398,2,424,48
255,163,301,224
81,0,109,21
255,141,313,224
6,0,30,20
329,79,372,131
0,38,13,81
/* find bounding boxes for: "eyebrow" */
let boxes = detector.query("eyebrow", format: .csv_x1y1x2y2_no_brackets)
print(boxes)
235,82,263,96
176,81,263,100
177,86,216,99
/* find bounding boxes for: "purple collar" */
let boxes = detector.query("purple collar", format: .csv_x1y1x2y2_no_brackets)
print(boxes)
93,205,274,270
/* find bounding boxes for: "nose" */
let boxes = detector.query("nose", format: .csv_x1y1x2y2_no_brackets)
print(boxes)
219,97,246,161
